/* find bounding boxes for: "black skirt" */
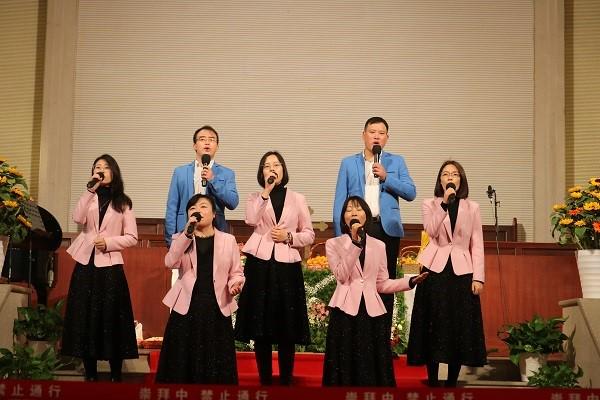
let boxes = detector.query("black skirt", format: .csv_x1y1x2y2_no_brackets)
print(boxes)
322,299,396,387
234,254,310,344
407,260,487,367
155,284,238,384
61,260,138,360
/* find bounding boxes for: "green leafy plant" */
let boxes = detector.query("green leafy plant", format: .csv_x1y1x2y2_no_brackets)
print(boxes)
13,299,64,342
0,158,31,243
498,315,568,365
551,177,600,249
0,344,62,380
527,363,583,388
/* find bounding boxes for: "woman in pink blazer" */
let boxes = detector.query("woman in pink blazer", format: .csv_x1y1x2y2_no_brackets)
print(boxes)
322,196,428,387
62,154,138,382
156,193,244,384
407,160,487,387
235,151,315,385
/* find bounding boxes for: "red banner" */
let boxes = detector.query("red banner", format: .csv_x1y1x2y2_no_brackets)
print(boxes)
0,380,598,400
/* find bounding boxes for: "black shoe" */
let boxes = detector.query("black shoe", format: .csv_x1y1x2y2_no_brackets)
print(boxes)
110,376,122,383
84,376,98,382
444,380,458,388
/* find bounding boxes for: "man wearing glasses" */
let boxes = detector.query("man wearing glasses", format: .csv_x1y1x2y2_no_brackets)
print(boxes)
164,125,239,246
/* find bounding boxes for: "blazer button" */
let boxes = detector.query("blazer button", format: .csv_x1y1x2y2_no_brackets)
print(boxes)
360,278,364,283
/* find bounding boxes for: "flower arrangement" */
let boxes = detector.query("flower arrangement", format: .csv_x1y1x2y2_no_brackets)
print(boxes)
0,158,31,243
551,177,600,249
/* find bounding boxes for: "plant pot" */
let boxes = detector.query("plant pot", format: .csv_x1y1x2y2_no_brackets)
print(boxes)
518,352,547,382
576,249,600,298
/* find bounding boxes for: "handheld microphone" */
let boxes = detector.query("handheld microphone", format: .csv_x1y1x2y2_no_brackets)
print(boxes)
372,145,382,178
201,154,211,187
185,212,203,235
349,219,365,241
487,185,494,204
446,182,457,204
86,172,104,189
267,176,275,185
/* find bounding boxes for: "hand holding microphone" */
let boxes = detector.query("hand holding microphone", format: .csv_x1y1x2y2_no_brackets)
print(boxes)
185,212,203,236
372,145,383,180
87,172,105,190
349,219,366,243
200,154,211,187
445,182,457,205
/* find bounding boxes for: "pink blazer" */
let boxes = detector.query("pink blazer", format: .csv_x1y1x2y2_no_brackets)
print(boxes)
326,234,412,317
418,197,485,282
66,191,138,267
163,229,245,316
242,189,315,263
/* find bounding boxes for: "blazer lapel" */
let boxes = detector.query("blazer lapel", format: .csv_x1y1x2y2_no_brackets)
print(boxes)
436,197,453,240
354,154,366,197
91,195,100,231
187,162,195,198
190,237,198,278
212,231,221,279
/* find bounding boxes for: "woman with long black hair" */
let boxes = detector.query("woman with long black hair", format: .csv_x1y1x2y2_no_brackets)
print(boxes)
62,154,138,382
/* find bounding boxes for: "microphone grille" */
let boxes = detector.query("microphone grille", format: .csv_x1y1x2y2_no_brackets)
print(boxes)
372,145,382,155
201,154,211,165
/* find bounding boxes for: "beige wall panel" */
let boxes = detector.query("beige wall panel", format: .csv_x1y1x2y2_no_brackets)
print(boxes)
0,0,45,199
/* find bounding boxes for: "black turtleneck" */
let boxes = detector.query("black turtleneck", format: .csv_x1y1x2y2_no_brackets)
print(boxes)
440,198,460,234
270,185,287,223
96,186,112,226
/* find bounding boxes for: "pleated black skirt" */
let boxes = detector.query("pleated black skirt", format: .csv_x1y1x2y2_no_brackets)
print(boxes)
61,261,138,360
322,299,396,387
407,260,487,367
234,254,310,344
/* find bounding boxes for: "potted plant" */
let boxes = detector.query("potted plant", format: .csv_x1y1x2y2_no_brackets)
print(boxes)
0,158,32,244
551,177,600,297
13,299,64,354
0,344,61,380
498,315,568,382
527,363,583,388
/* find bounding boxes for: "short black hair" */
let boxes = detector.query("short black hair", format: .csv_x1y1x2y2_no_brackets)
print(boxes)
433,160,469,199
339,196,373,235
91,154,132,213
193,125,219,144
185,193,217,226
257,151,290,188
364,116,389,132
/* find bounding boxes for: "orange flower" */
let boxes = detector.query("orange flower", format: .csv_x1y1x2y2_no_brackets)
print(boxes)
594,222,600,233
568,208,583,216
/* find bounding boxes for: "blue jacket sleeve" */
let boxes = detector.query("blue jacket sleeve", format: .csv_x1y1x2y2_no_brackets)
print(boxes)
380,155,416,202
164,170,180,246
333,159,348,237
208,167,239,210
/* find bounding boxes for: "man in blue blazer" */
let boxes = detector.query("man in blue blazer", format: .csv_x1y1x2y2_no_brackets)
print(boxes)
333,116,416,329
165,125,239,246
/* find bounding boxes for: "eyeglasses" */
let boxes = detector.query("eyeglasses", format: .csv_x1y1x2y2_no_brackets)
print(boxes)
262,163,282,170
196,136,217,143
441,172,460,178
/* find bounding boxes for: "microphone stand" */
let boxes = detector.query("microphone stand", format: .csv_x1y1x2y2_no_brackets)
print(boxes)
491,189,500,256
489,187,508,326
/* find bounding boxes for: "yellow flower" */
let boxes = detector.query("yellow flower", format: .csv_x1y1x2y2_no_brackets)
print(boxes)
590,177,600,187
559,218,574,225
592,191,600,200
2,200,18,208
574,220,586,227
568,186,582,193
570,192,583,199
584,202,600,211
553,203,566,212
10,187,24,197
7,167,22,176
16,215,32,228
0,176,7,184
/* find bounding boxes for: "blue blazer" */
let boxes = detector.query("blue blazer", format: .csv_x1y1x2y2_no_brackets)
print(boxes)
333,152,416,237
165,161,239,245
